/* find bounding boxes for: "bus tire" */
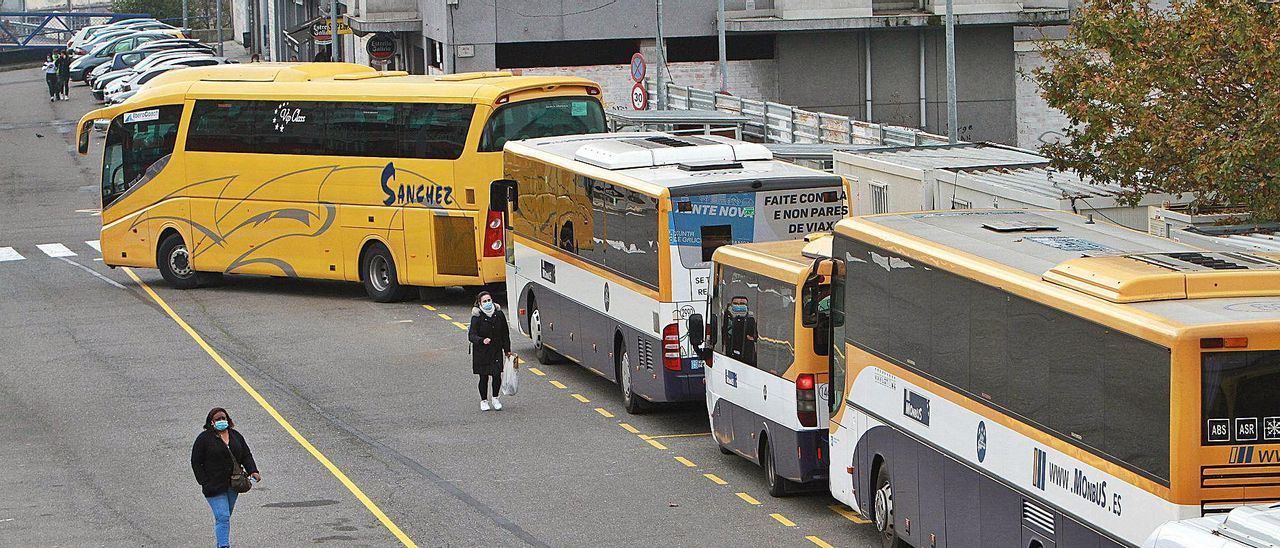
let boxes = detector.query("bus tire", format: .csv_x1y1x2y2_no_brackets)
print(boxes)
528,301,560,364
761,435,793,497
616,335,646,414
361,242,407,303
157,232,201,290
873,461,906,548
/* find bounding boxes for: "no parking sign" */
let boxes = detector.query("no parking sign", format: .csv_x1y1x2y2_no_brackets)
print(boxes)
630,53,646,82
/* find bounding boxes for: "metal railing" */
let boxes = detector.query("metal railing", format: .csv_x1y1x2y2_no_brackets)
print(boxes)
0,12,147,50
650,82,952,147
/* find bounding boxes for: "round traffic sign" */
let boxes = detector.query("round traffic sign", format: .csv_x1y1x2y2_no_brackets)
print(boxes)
366,33,395,61
631,82,648,110
630,53,646,82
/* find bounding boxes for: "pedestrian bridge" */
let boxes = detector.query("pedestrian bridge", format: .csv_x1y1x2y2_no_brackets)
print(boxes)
0,11,145,50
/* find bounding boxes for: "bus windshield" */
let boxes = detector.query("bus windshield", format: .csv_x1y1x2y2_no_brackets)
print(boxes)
479,96,605,152
1202,350,1280,444
670,188,846,269
102,105,183,207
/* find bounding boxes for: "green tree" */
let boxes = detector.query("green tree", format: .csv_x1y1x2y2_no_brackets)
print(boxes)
110,0,183,25
1033,0,1280,220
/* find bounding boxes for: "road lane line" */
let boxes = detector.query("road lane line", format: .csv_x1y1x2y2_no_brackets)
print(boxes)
121,268,418,547
619,423,640,434
452,321,468,330
57,257,124,289
85,240,101,252
527,367,545,376
438,313,452,321
548,380,567,389
0,247,24,262
735,492,761,505
770,513,797,527
829,504,871,524
422,305,436,311
644,439,668,450
807,536,834,547
570,393,590,403
704,473,728,485
674,456,696,468
594,407,614,418
37,243,76,257
642,432,712,439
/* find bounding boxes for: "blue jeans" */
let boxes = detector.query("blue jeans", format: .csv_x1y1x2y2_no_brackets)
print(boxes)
205,489,239,548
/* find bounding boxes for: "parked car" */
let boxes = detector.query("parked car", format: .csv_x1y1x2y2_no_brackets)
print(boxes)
90,44,212,89
70,31,184,81
94,50,214,101
106,57,235,104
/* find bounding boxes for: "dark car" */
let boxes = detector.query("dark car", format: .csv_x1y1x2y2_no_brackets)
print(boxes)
69,31,181,81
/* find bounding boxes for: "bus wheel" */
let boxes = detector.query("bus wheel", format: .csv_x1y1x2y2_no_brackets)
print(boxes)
361,242,407,302
873,462,906,548
762,436,793,497
528,303,559,364
157,232,200,290
617,336,646,414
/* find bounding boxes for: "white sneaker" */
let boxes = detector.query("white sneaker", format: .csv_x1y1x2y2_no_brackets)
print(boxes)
490,397,502,411
480,400,491,411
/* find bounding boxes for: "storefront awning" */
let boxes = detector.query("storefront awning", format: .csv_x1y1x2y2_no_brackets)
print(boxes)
347,12,420,33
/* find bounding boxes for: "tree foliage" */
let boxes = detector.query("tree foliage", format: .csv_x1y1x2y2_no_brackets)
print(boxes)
109,0,225,29
1033,0,1280,220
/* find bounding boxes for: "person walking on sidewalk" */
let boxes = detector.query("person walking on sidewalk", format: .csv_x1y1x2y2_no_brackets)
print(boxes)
42,54,59,101
55,50,72,100
191,407,261,548
468,291,513,411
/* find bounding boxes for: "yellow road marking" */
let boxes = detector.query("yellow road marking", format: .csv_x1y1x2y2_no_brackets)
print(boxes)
735,492,761,505
644,439,668,450
122,268,416,547
422,305,436,311
619,423,641,434
594,407,614,418
571,393,590,403
528,367,545,376
704,473,727,485
829,504,871,525
549,380,567,389
770,513,797,527
641,432,712,440
438,313,452,321
452,321,468,330
806,536,834,548
674,456,696,468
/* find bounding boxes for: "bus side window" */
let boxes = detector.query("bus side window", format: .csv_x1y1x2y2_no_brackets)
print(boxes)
722,294,758,366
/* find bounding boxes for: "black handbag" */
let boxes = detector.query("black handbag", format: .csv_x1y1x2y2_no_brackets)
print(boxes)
227,442,252,493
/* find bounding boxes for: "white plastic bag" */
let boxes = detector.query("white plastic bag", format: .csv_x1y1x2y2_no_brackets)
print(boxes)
500,354,518,396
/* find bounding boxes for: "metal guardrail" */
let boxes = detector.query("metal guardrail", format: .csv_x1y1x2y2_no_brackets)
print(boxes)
649,82,952,147
0,12,147,50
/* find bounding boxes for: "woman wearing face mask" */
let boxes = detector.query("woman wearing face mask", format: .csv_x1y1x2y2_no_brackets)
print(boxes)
191,407,261,548
468,291,514,411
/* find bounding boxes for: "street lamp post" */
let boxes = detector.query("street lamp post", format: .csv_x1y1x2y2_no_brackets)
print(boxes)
945,0,958,144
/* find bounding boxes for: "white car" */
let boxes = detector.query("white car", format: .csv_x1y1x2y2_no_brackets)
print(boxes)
106,58,233,104
94,50,213,102
1144,504,1280,548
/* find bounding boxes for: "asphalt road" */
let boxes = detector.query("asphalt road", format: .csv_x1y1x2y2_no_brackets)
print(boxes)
0,66,883,547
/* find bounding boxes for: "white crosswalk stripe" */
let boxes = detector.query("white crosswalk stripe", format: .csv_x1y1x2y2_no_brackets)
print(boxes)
86,240,101,252
37,243,76,258
0,247,24,262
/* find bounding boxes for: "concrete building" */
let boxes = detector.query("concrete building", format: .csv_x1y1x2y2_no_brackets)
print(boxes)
234,0,1069,144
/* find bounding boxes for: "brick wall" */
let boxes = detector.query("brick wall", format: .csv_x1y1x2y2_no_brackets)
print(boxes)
508,59,779,111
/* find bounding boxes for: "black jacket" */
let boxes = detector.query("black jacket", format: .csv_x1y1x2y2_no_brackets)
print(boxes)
55,55,70,76
468,305,511,375
191,429,258,497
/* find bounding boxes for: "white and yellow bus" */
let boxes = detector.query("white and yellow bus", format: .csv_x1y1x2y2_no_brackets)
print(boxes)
687,234,835,496
75,63,605,300
498,132,847,413
826,209,1280,547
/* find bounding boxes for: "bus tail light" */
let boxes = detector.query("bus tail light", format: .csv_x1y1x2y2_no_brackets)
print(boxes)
586,86,601,96
1201,337,1248,349
482,210,504,257
663,323,681,371
797,373,817,427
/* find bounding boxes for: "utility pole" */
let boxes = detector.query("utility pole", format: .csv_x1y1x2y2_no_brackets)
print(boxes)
717,0,727,94
215,0,223,56
329,0,338,61
182,0,188,31
945,0,958,144
655,0,666,109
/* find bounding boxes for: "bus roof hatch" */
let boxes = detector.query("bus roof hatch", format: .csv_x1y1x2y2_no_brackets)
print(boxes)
1043,252,1280,303
573,135,771,170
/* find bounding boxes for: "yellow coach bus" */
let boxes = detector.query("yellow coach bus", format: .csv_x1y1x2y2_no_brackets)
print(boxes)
75,63,605,301
825,209,1280,547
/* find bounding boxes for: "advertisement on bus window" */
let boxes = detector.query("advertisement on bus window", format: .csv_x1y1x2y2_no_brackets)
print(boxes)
668,187,847,270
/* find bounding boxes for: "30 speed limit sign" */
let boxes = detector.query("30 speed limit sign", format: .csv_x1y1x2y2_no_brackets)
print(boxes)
631,82,649,110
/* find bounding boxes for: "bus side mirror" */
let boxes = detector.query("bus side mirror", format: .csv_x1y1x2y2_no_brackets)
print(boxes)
489,179,519,213
687,313,705,348
77,120,92,154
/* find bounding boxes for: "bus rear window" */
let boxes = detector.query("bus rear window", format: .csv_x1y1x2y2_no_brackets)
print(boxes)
1203,350,1280,444
478,97,605,152
670,188,847,269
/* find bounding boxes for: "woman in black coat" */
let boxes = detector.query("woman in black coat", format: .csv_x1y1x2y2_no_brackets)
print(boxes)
191,407,261,548
468,291,513,411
